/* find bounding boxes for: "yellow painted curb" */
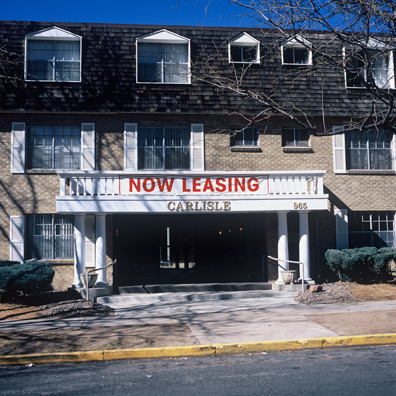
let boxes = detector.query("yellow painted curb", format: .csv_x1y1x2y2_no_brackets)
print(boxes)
2,333,396,365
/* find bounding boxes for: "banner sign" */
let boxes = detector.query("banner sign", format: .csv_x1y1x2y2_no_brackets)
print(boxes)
119,176,268,195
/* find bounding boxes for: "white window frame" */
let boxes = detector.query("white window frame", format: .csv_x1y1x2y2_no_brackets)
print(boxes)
228,32,260,64
344,39,395,89
25,26,82,82
136,29,191,84
281,35,312,66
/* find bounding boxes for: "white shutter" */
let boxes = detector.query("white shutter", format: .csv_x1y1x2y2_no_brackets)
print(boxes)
124,123,138,171
393,132,396,173
81,123,95,170
11,122,26,173
191,123,204,171
335,208,348,249
333,126,346,173
10,216,24,263
84,215,95,267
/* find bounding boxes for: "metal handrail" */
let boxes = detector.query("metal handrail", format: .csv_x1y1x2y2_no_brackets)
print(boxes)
82,259,117,301
268,256,305,293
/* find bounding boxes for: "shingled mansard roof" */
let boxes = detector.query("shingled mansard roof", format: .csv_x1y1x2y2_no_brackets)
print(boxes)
0,20,394,119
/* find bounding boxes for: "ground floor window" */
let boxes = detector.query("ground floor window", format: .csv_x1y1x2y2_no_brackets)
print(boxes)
348,211,394,248
25,214,74,259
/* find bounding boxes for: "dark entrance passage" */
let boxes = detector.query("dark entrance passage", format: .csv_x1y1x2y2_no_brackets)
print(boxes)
113,213,267,287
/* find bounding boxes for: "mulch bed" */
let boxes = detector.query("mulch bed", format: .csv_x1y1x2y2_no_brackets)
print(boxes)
295,282,365,305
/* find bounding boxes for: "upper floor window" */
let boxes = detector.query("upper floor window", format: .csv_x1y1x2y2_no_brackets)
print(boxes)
281,35,312,66
344,39,395,89
25,26,81,82
229,32,260,64
230,127,258,146
136,29,190,84
27,126,81,170
346,130,392,170
138,127,190,170
282,128,309,147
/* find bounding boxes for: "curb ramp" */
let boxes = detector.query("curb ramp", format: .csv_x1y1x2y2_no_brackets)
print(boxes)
2,333,396,365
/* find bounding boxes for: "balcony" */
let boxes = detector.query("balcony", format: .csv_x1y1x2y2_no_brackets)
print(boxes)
56,171,328,214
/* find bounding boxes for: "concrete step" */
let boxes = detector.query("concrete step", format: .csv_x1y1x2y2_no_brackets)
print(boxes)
118,282,273,295
97,290,297,305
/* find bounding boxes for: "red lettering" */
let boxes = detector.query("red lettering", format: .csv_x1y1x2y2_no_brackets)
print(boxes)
228,178,233,192
143,178,155,192
235,178,246,192
156,178,174,192
182,178,191,192
192,178,201,192
215,178,226,192
247,178,259,192
203,178,215,192
129,178,140,192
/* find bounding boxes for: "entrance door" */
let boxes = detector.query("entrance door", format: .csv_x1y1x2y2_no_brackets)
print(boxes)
114,213,266,286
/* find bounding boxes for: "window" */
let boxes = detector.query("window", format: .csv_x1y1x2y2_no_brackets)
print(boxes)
229,32,260,64
25,27,81,82
230,127,258,146
346,130,392,170
282,128,309,147
136,29,190,84
349,211,394,248
138,127,190,170
282,36,312,66
27,126,81,170
345,39,395,89
25,214,74,260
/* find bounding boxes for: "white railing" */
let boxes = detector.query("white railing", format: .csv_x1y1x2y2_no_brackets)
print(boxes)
58,171,325,197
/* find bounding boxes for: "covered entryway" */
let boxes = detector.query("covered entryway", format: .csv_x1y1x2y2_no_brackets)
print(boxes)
113,213,267,286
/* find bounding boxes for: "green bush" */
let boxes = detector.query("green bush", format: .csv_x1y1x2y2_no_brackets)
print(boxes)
0,261,21,268
325,247,396,283
0,261,54,295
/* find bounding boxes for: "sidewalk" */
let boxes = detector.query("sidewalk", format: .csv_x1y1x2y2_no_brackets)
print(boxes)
2,293,396,344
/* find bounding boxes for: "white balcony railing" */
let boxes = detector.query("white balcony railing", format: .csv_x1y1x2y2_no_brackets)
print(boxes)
58,171,325,198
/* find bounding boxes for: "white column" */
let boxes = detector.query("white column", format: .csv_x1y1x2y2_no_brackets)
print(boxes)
276,211,289,284
73,214,86,288
299,211,314,284
95,214,108,286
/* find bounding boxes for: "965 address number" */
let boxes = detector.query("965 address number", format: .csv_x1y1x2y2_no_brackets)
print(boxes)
294,202,307,210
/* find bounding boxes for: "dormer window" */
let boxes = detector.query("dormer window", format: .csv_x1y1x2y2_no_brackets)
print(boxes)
229,32,260,64
281,35,312,65
25,26,81,82
344,39,395,89
136,29,190,84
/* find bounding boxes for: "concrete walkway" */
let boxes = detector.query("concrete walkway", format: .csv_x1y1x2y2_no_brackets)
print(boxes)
2,293,396,344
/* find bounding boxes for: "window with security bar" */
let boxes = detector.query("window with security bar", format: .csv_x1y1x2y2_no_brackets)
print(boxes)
27,126,81,170
345,129,392,170
25,215,74,260
138,127,190,169
348,211,395,248
26,39,81,82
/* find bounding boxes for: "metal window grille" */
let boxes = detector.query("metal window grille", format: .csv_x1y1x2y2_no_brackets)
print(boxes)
138,127,190,170
26,214,74,260
348,211,395,248
346,130,392,170
27,126,81,170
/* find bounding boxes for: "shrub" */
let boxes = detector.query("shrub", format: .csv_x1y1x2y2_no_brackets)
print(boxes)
325,247,396,283
0,261,21,268
0,261,54,295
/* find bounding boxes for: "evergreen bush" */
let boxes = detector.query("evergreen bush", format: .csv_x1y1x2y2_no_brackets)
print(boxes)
0,261,21,268
0,261,54,295
325,247,396,283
